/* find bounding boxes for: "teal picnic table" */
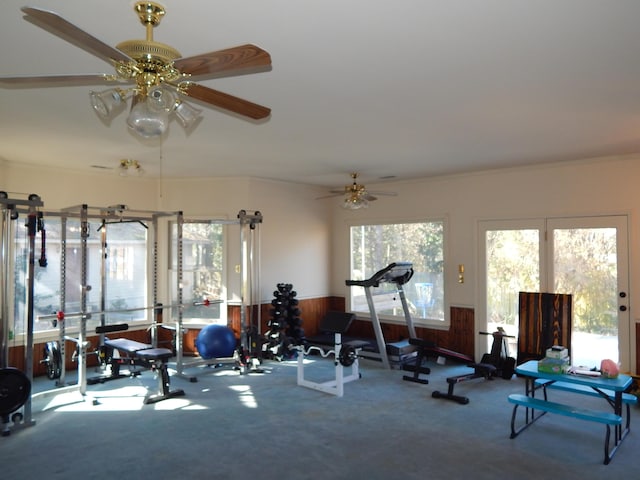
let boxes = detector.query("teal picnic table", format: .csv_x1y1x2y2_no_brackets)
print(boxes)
509,360,633,464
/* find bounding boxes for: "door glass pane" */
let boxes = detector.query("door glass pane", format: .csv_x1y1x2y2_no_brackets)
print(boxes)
486,229,540,342
553,227,618,367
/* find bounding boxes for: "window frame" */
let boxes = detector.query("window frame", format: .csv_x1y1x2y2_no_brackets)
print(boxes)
169,217,227,327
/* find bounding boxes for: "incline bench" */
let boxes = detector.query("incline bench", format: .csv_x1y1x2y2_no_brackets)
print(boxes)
92,323,184,404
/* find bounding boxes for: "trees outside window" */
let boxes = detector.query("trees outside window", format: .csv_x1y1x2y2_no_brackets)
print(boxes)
349,221,445,325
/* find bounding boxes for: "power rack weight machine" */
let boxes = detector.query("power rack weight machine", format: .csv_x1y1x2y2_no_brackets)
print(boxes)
1,192,44,435
34,204,186,403
172,210,264,381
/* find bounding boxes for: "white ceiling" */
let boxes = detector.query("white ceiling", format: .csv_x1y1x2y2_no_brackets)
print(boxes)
2,0,640,189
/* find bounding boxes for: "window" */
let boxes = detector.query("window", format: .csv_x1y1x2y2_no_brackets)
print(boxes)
171,220,225,325
12,215,148,338
349,221,445,325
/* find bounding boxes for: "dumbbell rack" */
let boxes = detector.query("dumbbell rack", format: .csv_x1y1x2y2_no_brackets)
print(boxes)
263,283,305,360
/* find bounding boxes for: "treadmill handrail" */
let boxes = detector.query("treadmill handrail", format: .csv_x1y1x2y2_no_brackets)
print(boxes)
345,262,414,288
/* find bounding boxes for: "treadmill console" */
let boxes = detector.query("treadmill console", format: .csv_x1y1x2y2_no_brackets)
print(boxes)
345,262,414,288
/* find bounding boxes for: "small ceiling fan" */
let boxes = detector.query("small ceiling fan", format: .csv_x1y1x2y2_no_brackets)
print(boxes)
0,2,272,138
317,173,398,209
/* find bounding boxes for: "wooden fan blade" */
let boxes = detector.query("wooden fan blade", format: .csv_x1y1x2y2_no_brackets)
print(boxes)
21,7,132,65
367,191,398,197
174,44,271,77
363,194,378,201
182,83,270,120
0,74,119,88
316,193,345,200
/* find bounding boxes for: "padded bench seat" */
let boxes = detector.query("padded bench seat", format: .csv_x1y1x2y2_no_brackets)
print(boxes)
104,338,152,354
136,348,174,362
100,336,183,404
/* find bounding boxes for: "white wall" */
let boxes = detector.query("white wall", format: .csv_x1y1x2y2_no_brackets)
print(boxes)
156,176,332,303
2,162,158,210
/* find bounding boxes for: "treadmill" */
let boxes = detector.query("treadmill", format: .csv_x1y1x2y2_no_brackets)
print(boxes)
346,262,418,369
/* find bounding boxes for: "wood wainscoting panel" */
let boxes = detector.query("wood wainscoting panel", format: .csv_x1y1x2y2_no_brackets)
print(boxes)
346,306,476,360
12,301,483,376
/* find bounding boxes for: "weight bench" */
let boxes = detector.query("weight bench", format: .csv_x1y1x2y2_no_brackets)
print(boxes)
297,312,365,397
402,338,476,385
92,324,185,404
305,311,365,351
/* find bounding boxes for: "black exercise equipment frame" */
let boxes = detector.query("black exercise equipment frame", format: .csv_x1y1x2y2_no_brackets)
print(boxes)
431,327,516,405
89,323,184,404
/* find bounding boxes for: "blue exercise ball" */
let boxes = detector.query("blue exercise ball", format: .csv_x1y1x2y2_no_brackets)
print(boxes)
195,325,237,359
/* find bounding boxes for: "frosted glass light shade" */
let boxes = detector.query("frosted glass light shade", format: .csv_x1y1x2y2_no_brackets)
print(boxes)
126,100,169,138
174,100,202,128
343,197,369,209
89,89,123,118
147,85,176,112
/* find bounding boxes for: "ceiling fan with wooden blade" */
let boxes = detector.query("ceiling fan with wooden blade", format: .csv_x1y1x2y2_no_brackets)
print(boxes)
0,2,272,136
317,173,398,209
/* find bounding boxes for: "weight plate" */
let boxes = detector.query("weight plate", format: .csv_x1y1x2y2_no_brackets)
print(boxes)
0,368,31,416
339,345,356,366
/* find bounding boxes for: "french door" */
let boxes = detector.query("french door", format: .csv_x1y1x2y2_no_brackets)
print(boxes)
479,215,630,372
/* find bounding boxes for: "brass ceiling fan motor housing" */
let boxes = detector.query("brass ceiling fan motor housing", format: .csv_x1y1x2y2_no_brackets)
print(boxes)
116,2,182,88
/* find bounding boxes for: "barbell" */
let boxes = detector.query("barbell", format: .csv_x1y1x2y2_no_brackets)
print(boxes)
38,298,222,323
298,343,359,367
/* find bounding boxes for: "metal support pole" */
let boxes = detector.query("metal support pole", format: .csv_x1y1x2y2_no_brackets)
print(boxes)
175,211,185,375
364,287,391,370
98,220,107,348
150,214,159,348
238,210,263,362
23,207,38,423
77,205,90,396
58,216,68,386
0,204,10,369
397,284,417,339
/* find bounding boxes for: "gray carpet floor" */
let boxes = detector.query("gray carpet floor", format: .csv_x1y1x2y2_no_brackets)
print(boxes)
2,355,639,479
